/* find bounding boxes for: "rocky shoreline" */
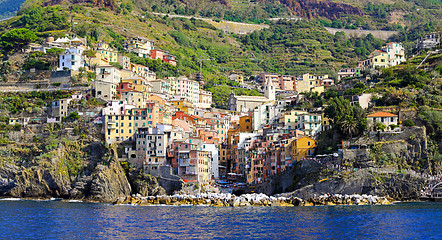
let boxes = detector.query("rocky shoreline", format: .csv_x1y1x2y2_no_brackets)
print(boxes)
117,193,392,207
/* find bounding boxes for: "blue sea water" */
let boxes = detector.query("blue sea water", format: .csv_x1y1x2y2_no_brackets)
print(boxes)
0,199,441,239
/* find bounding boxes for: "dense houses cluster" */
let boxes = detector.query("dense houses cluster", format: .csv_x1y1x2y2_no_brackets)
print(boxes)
23,35,408,185
337,42,407,81
255,72,332,93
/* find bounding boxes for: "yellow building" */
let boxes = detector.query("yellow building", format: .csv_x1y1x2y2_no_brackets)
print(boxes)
130,63,156,81
235,75,244,84
311,86,325,94
121,76,151,98
89,57,109,68
361,50,389,69
104,113,135,143
150,94,166,106
170,99,193,115
239,116,253,132
296,73,326,93
322,117,332,132
94,42,118,63
292,136,317,161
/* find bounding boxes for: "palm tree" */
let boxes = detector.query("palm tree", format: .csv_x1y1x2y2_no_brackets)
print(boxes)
341,116,359,139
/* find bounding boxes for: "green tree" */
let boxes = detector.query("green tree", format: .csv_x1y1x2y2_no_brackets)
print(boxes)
1,28,37,55
325,96,367,138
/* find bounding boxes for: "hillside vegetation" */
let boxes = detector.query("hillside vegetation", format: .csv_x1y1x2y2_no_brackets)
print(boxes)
0,0,440,109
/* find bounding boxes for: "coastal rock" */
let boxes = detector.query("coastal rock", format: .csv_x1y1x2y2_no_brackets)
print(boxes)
130,172,166,197
0,163,72,199
117,192,391,207
87,160,132,203
276,169,427,201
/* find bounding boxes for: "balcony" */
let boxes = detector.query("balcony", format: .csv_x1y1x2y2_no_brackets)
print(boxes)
303,118,321,123
179,159,190,167
108,125,116,129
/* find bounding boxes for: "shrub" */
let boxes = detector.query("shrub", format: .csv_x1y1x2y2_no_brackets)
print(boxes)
403,119,415,127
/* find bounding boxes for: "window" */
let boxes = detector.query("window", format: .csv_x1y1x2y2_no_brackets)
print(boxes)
308,141,311,146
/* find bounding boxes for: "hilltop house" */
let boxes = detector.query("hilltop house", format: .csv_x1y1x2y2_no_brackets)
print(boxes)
367,112,399,131
58,47,85,71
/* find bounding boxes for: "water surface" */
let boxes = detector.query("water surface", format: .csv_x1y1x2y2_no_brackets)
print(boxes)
0,200,440,239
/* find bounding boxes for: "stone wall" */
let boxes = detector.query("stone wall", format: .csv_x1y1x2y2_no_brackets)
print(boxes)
325,27,397,40
145,165,183,195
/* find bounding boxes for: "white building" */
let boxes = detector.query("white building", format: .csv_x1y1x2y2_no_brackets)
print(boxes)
198,89,213,109
203,143,219,179
297,113,322,136
134,127,169,168
367,112,399,131
351,93,372,109
416,32,441,50
174,76,200,105
95,65,121,84
253,102,278,131
382,42,406,66
58,47,85,71
124,37,155,58
95,81,117,101
151,79,171,94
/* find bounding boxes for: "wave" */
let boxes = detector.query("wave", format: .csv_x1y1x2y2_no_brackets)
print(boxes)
0,198,22,201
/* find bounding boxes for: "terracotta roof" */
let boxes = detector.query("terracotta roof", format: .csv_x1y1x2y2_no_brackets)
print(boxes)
367,112,398,117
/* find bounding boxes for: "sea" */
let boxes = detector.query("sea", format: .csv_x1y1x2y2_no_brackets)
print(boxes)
0,199,441,239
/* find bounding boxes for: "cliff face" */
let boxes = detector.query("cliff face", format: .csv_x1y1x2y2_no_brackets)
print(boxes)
261,0,362,19
0,142,168,202
278,169,428,201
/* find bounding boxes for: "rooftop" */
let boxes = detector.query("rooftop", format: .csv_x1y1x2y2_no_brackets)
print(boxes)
367,112,398,117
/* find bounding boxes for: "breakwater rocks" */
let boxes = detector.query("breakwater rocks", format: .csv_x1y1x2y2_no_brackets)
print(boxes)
118,193,391,207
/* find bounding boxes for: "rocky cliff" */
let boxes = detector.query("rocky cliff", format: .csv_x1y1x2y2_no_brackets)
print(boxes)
278,169,428,201
0,141,170,202
262,0,363,20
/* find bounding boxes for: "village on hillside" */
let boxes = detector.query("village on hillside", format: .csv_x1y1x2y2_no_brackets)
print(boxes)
2,29,441,190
